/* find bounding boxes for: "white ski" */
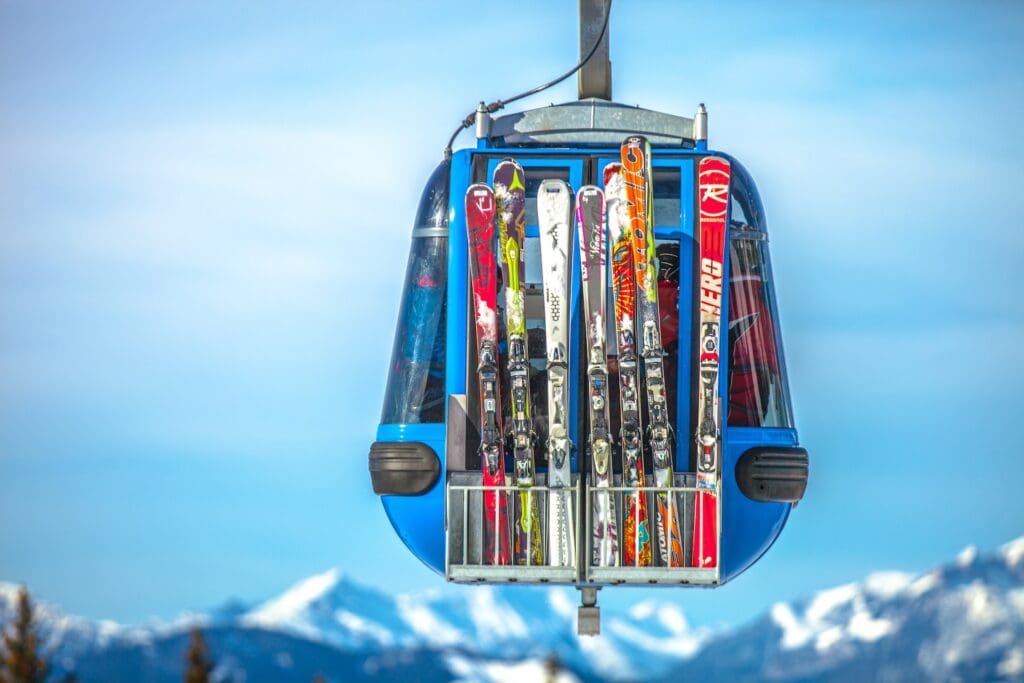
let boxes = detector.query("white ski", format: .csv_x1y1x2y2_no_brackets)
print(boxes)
537,179,575,567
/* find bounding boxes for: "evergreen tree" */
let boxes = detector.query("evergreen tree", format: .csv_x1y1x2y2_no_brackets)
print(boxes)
183,629,212,683
0,587,47,683
543,653,561,683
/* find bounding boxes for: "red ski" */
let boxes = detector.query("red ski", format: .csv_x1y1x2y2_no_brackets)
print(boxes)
693,157,731,569
465,183,512,565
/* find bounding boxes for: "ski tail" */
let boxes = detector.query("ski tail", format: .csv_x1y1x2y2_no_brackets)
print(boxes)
465,183,512,566
592,483,617,566
548,488,575,567
692,156,732,570
655,493,684,566
514,490,544,566
623,484,652,566
482,470,512,566
694,479,716,568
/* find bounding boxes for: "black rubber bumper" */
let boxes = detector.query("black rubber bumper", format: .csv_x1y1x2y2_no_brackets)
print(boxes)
735,447,809,503
368,441,440,496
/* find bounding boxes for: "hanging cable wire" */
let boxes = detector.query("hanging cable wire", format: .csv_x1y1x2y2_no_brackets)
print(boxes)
443,0,612,160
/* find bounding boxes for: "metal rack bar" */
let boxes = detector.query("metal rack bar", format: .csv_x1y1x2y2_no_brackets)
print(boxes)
446,473,718,585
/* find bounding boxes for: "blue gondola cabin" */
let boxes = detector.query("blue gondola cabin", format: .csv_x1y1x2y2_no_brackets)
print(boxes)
369,99,808,597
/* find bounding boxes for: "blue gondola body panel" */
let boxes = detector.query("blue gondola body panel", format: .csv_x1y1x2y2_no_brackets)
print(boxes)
377,423,446,573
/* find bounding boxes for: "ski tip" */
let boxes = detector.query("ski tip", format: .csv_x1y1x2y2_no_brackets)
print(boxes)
493,157,525,175
699,155,731,170
465,183,496,220
493,158,527,194
621,134,650,149
576,184,604,202
466,182,495,201
538,178,571,195
619,136,652,173
602,162,622,188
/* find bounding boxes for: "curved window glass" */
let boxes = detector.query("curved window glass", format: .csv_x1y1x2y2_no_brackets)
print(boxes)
727,162,793,428
381,161,450,424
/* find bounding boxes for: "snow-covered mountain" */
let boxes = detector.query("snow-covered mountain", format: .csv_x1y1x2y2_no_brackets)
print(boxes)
233,570,706,679
2,537,1022,682
670,538,1024,683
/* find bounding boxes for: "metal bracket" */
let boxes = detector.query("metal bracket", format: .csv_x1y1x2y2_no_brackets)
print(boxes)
489,100,694,147
475,102,492,139
578,0,611,100
577,586,601,636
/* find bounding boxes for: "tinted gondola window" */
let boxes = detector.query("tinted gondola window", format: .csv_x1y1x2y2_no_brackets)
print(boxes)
727,165,793,428
652,167,681,227
381,162,449,424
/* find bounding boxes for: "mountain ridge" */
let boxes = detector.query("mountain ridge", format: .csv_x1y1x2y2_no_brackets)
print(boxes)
2,536,1022,682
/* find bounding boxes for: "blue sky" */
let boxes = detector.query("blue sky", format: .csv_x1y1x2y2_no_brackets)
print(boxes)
1,0,1022,629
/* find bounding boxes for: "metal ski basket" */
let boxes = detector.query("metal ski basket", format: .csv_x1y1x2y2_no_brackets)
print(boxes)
446,471,581,583
584,473,719,585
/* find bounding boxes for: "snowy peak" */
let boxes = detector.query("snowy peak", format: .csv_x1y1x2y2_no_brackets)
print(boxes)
674,537,1024,683
1001,535,1024,569
770,580,897,654
229,577,702,679
605,600,706,659
264,568,344,611
0,581,131,660
241,568,411,650
243,568,346,626
767,566,953,655
765,541,1024,659
957,544,979,568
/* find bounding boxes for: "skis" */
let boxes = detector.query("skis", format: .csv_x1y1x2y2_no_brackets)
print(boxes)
577,184,618,567
693,156,731,569
494,159,543,566
465,183,513,566
605,163,652,567
621,136,684,568
537,179,575,567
